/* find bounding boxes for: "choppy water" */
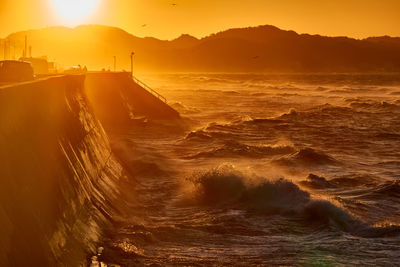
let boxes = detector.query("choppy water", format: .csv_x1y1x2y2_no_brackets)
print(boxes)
95,74,400,266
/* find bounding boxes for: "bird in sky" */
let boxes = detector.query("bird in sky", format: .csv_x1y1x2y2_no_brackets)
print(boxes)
141,24,147,27
253,56,260,59
172,3,177,6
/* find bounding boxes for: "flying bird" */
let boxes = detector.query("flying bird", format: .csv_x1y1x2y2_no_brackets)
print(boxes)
141,24,147,27
253,56,260,59
172,3,177,6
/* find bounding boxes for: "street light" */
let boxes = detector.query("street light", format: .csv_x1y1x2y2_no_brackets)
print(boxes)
130,52,135,77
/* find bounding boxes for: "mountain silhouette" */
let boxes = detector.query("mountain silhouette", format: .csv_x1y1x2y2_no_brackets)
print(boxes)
3,24,400,72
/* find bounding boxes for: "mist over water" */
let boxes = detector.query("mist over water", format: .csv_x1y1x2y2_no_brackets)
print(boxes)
98,73,400,266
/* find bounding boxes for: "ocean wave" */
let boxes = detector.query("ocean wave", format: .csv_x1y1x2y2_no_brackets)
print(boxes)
356,180,400,199
300,173,376,189
273,148,339,167
275,104,367,122
276,93,302,97
242,118,286,125
311,104,357,115
250,92,268,96
222,90,241,95
277,108,299,120
374,132,400,140
185,141,295,159
327,87,383,95
111,139,168,178
183,76,236,84
299,174,336,189
274,105,353,122
185,130,213,140
329,174,377,187
170,102,200,114
184,128,237,141
184,117,285,142
187,165,400,237
188,165,310,212
372,180,400,197
349,100,400,112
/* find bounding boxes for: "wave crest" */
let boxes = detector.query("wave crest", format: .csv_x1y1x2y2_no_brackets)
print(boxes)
273,148,339,167
189,165,310,213
186,141,295,159
187,166,400,237
299,174,336,189
350,100,400,112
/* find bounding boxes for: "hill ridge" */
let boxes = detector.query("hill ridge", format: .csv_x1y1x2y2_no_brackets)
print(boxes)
2,24,400,72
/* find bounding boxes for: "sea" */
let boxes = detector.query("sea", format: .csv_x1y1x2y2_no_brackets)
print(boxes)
94,73,400,266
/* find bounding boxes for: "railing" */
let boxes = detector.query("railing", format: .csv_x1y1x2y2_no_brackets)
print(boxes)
132,75,167,103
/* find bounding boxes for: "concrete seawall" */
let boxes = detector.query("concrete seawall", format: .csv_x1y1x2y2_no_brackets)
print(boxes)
85,72,180,126
0,73,180,265
0,75,126,266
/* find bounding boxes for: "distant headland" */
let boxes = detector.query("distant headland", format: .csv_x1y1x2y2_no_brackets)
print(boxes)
2,24,400,72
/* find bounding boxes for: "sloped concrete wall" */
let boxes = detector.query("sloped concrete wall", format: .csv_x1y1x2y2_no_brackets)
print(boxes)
85,72,180,126
0,75,125,266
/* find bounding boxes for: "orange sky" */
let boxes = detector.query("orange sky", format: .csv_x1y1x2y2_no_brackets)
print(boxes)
1,0,400,39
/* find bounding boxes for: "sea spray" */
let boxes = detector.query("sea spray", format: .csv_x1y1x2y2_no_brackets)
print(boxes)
185,165,400,237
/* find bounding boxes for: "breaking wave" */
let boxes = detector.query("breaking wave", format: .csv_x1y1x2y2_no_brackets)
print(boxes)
299,173,337,189
187,165,400,237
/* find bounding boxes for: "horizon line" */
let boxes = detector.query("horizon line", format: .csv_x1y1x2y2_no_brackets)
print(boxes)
2,23,399,41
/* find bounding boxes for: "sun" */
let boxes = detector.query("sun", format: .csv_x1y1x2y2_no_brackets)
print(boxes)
51,0,100,25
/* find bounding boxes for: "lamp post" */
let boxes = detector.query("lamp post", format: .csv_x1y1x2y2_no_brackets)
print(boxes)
113,56,116,72
3,40,6,60
130,52,135,77
24,35,27,58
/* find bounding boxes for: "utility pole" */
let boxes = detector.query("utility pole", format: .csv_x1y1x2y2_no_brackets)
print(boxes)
12,40,16,59
113,55,116,72
24,35,27,58
4,40,7,60
2,40,4,60
130,52,135,77
8,40,11,59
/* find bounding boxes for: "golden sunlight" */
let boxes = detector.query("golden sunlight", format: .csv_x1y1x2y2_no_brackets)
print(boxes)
51,0,99,25
1,1,400,266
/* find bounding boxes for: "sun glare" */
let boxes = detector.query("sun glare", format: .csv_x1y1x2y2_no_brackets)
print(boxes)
51,0,99,25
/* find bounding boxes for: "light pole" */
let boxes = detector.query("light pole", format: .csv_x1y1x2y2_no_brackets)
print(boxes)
2,40,6,60
130,52,135,77
113,56,116,72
